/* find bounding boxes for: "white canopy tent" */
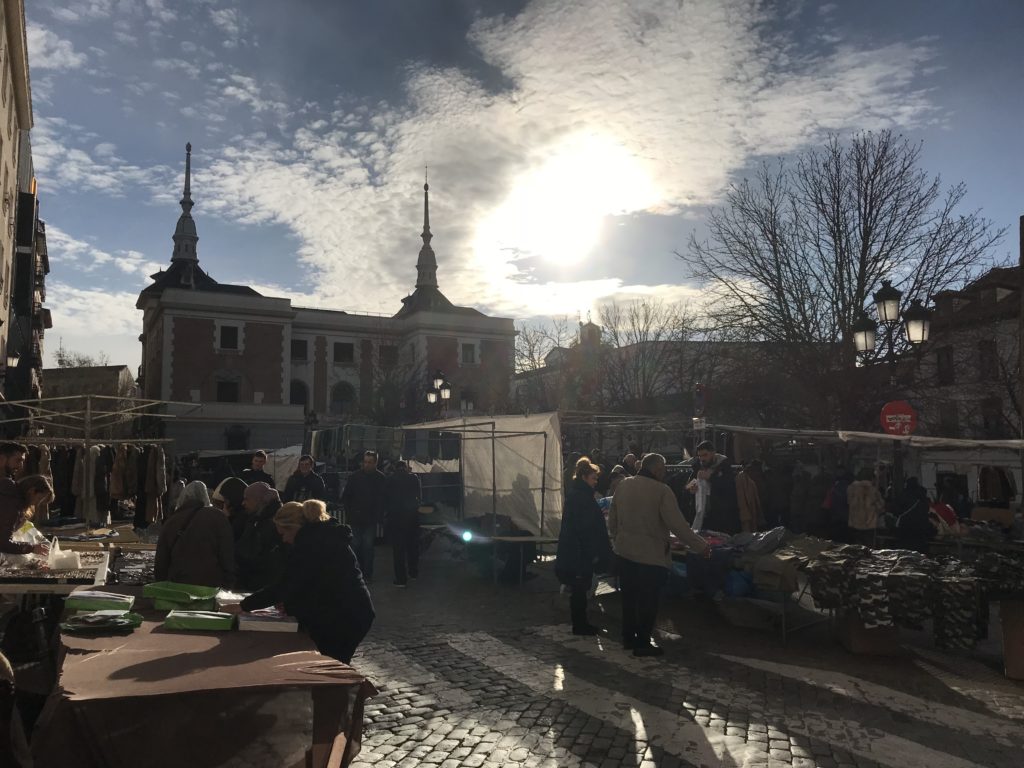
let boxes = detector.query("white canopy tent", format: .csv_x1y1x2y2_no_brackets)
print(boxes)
408,412,563,537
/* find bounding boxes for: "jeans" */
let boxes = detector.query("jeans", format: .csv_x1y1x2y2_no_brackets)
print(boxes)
617,556,668,646
350,524,377,581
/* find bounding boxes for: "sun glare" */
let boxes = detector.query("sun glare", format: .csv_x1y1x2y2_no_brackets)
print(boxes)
474,134,660,269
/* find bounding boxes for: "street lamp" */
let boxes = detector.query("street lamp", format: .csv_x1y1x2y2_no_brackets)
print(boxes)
850,281,933,499
902,299,932,346
426,371,452,418
873,280,902,324
851,314,877,355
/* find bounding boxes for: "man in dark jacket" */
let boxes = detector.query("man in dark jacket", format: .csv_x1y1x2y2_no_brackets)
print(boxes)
687,442,740,534
0,444,26,481
341,451,387,582
282,455,328,502
240,450,275,488
235,482,285,590
386,461,422,587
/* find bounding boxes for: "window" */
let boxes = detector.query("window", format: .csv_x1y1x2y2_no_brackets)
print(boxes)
289,380,309,409
938,401,959,437
979,339,999,381
379,344,399,368
936,346,955,386
291,339,308,361
981,397,1005,438
215,380,239,403
219,325,239,350
461,343,477,365
329,381,356,416
225,425,249,450
333,342,354,364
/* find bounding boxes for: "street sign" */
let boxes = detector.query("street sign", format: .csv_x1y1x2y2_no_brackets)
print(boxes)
880,400,918,436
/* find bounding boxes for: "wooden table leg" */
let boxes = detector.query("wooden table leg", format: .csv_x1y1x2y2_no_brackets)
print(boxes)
307,688,349,768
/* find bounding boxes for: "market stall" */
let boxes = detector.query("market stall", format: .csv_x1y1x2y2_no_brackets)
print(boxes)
408,412,563,538
32,616,376,767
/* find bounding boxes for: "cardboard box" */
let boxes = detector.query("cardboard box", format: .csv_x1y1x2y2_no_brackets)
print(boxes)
1001,600,1024,680
972,507,1014,528
837,611,902,656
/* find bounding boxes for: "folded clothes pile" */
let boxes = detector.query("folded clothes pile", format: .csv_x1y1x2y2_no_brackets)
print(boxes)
807,545,990,649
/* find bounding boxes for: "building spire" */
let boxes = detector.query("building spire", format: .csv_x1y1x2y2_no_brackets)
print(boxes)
421,166,431,244
171,141,199,263
415,169,438,288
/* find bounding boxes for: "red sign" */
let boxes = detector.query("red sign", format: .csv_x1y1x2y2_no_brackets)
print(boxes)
880,400,918,436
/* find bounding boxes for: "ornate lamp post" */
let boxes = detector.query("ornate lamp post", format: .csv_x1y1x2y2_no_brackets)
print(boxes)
850,280,933,496
426,370,452,419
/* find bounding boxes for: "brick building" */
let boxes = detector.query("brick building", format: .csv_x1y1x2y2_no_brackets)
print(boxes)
137,145,515,450
911,267,1021,439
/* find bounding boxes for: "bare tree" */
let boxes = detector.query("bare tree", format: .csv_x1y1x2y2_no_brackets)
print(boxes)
54,338,111,368
681,130,1004,425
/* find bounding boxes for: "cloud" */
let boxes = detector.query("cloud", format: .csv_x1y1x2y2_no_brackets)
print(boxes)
26,24,88,70
47,1,117,23
209,7,246,47
154,58,201,79
44,282,142,367
176,0,937,324
33,117,172,195
34,0,941,339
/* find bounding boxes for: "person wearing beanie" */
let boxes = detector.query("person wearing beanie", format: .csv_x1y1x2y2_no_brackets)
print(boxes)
235,483,285,591
212,476,249,541
240,500,375,663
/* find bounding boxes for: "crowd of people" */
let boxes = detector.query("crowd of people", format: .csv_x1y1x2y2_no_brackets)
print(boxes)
553,441,991,655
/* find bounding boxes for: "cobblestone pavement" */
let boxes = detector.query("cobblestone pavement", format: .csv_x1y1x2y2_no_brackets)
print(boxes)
343,539,1024,768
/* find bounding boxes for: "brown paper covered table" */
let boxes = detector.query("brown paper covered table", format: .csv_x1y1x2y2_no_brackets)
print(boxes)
31,619,377,768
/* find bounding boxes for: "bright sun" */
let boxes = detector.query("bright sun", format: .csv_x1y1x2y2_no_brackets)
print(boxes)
474,133,661,269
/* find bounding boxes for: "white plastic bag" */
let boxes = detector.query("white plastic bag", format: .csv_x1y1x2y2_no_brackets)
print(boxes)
0,522,48,567
47,537,81,570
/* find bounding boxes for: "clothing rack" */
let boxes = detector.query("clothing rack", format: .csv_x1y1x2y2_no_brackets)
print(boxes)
17,438,175,445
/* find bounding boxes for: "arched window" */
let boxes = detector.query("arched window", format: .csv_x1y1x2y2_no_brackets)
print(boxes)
329,381,357,416
290,380,309,409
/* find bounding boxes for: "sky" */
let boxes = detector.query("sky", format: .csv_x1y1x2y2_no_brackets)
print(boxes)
25,0,1024,370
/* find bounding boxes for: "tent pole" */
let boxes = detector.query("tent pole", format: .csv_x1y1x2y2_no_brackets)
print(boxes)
491,422,497,534
540,431,547,536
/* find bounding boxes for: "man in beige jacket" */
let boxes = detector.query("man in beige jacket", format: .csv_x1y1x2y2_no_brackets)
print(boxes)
609,453,709,657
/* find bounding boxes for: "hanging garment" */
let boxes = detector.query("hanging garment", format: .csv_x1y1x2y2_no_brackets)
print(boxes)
692,478,710,531
125,445,140,497
72,447,102,526
109,444,128,500
37,445,53,520
145,445,168,523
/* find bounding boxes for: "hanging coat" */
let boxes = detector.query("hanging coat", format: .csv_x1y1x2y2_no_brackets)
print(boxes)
73,447,102,525
735,471,763,534
125,445,140,497
145,445,168,523
109,445,128,500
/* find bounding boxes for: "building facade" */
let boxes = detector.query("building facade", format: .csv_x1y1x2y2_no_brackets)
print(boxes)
0,1,44,401
911,267,1021,439
137,146,515,451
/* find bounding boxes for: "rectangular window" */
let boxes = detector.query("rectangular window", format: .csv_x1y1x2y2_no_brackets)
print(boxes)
978,339,999,381
215,381,239,403
981,396,1004,438
379,344,399,368
333,342,354,364
291,339,308,361
461,343,476,365
936,346,955,386
938,401,959,437
219,325,238,350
